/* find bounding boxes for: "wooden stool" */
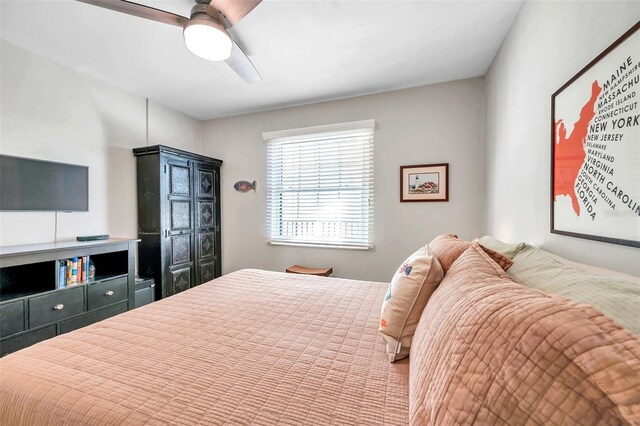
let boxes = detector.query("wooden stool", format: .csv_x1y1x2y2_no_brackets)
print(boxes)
286,265,333,277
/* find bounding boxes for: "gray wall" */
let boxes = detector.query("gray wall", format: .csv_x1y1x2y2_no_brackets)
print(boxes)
0,40,202,246
484,1,640,276
9,3,636,279
203,78,486,281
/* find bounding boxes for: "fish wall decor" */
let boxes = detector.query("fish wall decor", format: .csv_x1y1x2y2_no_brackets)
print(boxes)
234,180,257,192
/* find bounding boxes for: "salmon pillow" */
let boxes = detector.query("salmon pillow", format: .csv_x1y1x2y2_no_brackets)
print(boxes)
429,234,513,273
379,245,444,362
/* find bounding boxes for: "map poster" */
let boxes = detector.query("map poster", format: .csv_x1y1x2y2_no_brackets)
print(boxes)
552,22,640,248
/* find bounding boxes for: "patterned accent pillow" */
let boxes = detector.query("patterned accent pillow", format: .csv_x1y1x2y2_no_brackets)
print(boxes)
379,245,444,362
428,234,513,273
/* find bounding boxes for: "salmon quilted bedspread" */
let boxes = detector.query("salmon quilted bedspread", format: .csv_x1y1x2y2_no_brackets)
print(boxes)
409,244,640,426
0,269,409,425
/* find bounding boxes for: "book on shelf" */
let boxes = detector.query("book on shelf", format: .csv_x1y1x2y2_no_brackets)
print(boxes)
82,255,88,282
58,255,91,287
58,264,66,289
71,257,78,284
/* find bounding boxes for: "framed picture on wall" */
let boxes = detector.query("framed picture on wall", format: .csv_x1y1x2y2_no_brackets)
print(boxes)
551,21,639,248
400,163,449,202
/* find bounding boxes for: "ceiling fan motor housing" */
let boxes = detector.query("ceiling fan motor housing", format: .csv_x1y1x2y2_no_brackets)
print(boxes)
189,3,231,31
190,3,212,21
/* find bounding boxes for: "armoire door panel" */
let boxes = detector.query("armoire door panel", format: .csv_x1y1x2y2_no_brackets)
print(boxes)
171,234,192,266
198,261,215,284
198,201,214,228
198,232,215,259
198,170,214,198
170,201,191,230
169,164,190,196
171,266,192,294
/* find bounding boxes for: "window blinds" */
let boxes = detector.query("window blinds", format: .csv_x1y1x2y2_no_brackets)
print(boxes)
264,120,374,249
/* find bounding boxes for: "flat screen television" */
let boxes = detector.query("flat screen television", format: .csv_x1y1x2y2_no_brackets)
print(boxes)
0,155,89,211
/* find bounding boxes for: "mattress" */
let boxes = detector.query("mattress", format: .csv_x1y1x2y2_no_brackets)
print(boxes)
0,269,409,425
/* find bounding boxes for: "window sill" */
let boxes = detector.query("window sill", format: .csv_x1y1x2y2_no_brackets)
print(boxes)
267,241,373,250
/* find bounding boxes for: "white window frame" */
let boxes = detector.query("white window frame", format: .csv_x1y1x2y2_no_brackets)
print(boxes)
263,119,375,250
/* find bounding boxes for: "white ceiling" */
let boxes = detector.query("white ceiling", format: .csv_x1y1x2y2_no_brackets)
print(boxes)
1,0,522,120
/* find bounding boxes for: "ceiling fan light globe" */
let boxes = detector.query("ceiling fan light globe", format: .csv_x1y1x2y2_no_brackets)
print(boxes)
183,17,232,61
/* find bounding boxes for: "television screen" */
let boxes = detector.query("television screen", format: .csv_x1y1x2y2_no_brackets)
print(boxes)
0,155,89,211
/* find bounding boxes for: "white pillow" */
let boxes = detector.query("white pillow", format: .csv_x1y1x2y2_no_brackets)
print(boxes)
379,245,444,362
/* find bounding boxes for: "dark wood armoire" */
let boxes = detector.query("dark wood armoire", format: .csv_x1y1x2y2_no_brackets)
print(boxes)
133,145,222,300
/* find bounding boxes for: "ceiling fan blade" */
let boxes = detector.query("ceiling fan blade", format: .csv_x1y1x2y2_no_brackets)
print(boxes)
208,0,262,28
225,41,261,84
75,0,188,27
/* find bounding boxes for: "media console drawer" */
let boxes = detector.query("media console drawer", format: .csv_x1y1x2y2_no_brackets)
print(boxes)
88,276,127,310
29,287,85,328
59,301,127,334
0,300,25,338
0,325,57,357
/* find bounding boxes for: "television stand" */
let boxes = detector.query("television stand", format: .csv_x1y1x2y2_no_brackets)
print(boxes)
0,238,138,356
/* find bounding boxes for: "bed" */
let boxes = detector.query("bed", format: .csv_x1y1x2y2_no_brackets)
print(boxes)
0,269,408,425
1,241,639,425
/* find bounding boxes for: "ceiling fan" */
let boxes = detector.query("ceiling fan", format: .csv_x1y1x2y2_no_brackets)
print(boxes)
76,0,262,83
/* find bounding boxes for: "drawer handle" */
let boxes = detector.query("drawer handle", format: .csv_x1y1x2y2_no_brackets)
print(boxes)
104,290,114,296
53,304,64,311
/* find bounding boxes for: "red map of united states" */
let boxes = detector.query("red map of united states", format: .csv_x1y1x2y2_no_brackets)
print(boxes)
554,80,602,216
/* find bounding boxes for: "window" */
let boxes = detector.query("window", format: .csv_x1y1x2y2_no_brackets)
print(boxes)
264,120,374,249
